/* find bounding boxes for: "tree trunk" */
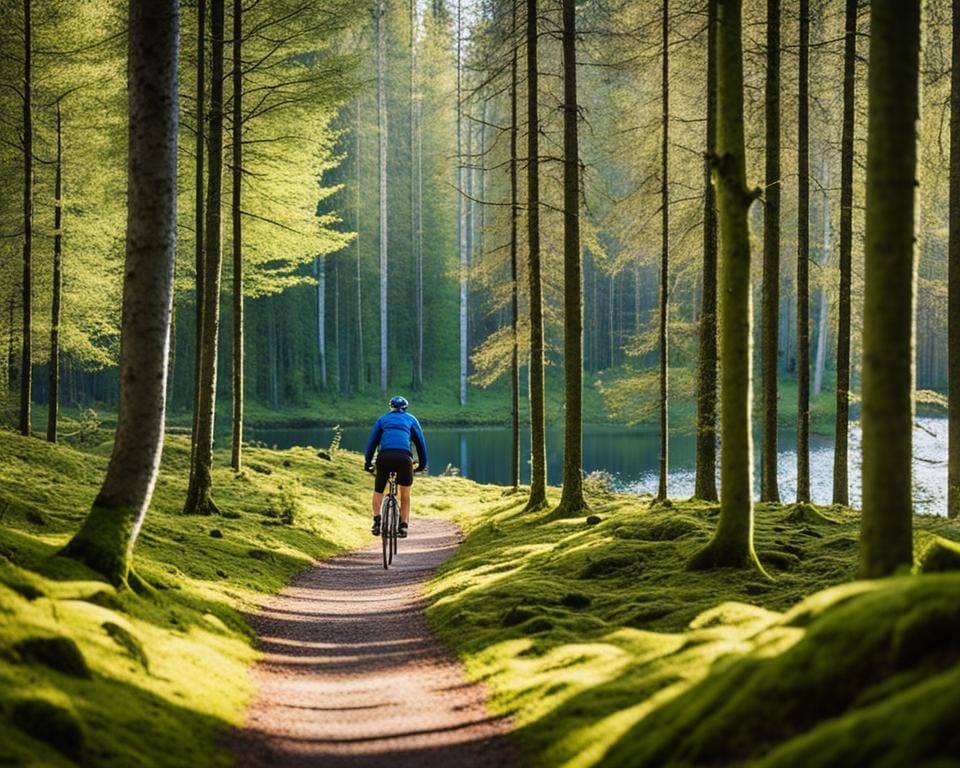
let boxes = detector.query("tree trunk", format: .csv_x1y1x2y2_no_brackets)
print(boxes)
759,0,780,502
796,0,810,502
191,0,206,473
376,0,388,394
61,0,179,585
555,0,586,516
355,108,364,392
47,101,62,444
951,0,960,519
411,0,422,390
657,0,670,502
316,256,326,388
457,0,467,406
859,0,920,578
689,0,761,572
230,0,243,472
510,0,520,491
183,0,225,516
525,0,547,510
833,0,856,506
19,0,32,438
813,157,830,397
695,0,719,502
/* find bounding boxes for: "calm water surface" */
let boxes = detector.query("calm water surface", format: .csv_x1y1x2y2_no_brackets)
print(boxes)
245,418,949,516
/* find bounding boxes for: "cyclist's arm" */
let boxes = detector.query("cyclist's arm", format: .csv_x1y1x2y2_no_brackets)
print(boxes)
410,417,428,471
364,419,383,466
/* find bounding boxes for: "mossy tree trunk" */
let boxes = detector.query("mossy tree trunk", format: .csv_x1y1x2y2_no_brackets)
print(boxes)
832,0,856,506
525,0,547,511
230,0,243,473
695,0,718,503
47,101,62,444
796,0,810,502
689,0,762,572
555,0,586,516
657,0,669,503
858,0,920,578
62,0,179,585
510,0,520,492
183,0,225,517
949,0,960,519
760,0,780,503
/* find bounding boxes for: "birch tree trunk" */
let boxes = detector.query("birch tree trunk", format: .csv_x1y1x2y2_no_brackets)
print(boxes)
689,0,761,572
760,0,780,502
657,0,670,502
62,0,179,585
19,0,32,437
47,101,62,444
525,0,547,510
859,0,920,578
695,0,719,502
230,0,244,472
183,0,225,516
556,0,586,516
833,0,857,506
796,0,810,502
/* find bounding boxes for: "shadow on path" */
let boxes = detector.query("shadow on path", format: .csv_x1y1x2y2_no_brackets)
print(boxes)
228,518,518,768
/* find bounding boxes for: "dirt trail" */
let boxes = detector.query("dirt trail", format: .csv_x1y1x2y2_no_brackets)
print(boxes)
229,518,518,768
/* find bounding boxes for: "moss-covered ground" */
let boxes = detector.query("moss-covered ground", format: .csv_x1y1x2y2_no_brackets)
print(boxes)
427,487,960,767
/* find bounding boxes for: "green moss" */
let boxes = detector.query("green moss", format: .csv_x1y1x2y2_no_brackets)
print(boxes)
14,636,91,679
917,536,960,573
11,697,85,761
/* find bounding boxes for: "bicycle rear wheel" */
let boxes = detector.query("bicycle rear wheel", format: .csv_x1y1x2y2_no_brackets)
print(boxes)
381,496,398,569
387,499,397,566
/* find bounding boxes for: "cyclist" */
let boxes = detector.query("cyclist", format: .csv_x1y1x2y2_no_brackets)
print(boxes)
364,395,428,538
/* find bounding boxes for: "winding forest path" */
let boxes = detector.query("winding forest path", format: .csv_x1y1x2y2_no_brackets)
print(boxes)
229,518,518,768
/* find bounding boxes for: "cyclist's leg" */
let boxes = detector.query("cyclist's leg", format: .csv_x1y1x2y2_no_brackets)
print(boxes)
399,484,411,524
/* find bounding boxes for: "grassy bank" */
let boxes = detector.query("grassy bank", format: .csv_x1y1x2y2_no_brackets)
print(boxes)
0,429,384,766
427,489,960,767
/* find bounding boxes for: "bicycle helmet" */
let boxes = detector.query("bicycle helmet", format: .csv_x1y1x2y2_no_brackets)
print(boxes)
389,395,409,410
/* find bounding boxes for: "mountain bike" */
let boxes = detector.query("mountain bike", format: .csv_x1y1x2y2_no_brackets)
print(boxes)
380,471,400,569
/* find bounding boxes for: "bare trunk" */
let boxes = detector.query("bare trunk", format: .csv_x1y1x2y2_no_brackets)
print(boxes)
525,0,547,509
191,0,206,472
813,157,830,396
695,0,719,501
510,0,520,491
859,0,919,577
47,101,62,444
355,108,364,392
183,0,225,516
376,1,388,394
796,0,810,502
411,0,422,389
951,0,960,518
62,0,179,585
316,256,326,388
833,0,856,506
657,0,669,502
230,0,243,472
556,0,586,516
457,0,467,406
19,0,32,437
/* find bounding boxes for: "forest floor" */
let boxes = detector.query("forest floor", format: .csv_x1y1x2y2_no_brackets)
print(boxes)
1,427,959,766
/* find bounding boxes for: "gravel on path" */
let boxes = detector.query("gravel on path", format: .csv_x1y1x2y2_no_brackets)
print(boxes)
229,517,519,768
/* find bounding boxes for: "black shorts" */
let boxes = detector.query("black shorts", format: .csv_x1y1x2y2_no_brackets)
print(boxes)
374,450,414,492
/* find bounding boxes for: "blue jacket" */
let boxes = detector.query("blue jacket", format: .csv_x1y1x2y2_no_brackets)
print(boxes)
364,410,428,468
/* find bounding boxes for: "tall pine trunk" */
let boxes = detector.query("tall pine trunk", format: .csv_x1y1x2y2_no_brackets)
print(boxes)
230,0,243,472
657,0,670,502
813,157,830,397
556,0,586,515
833,0,856,506
525,0,547,510
47,101,63,443
796,0,810,501
62,0,179,585
457,0,467,405
689,0,761,572
695,0,719,502
949,0,960,519
19,0,32,437
510,0,520,491
191,0,206,473
355,108,364,392
376,1,388,393
411,0,422,390
183,0,225,516
859,0,920,578
760,0,780,502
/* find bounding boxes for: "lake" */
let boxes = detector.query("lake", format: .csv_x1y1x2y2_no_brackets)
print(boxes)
245,417,950,516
